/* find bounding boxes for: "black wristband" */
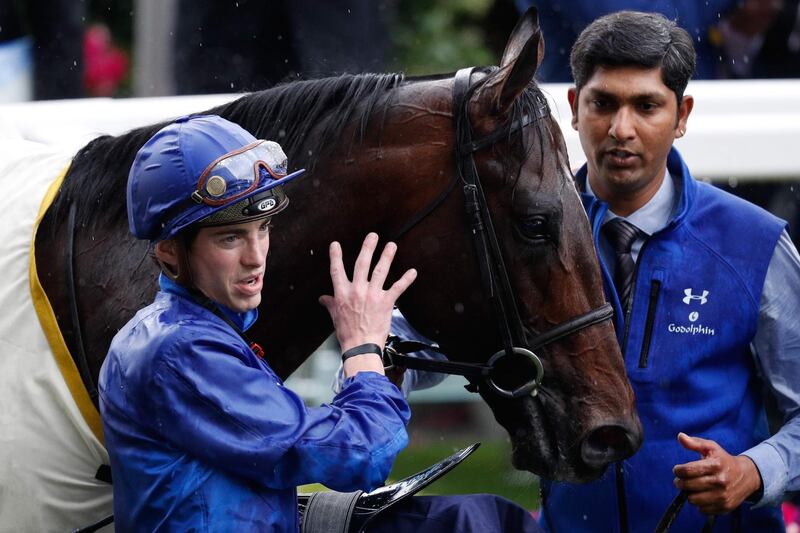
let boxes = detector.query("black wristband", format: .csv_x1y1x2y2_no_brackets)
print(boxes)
341,343,383,362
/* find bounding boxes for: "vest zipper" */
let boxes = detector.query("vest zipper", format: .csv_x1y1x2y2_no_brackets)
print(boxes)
615,461,629,533
617,237,652,533
638,279,662,368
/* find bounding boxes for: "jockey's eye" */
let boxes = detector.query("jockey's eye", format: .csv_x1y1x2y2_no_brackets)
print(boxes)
518,215,550,242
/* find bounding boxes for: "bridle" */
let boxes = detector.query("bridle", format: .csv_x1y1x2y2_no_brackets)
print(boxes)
388,67,613,399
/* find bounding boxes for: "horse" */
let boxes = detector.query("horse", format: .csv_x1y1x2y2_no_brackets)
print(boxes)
7,8,642,530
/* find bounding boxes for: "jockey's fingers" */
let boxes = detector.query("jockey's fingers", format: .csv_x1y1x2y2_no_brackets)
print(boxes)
352,233,379,284
328,241,348,291
386,268,417,301
318,294,334,312
673,457,722,479
369,241,397,289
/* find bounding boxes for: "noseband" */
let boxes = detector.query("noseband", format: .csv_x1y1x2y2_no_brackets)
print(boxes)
390,67,613,398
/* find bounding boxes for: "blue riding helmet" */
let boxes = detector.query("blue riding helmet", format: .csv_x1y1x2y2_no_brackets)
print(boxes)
127,114,305,242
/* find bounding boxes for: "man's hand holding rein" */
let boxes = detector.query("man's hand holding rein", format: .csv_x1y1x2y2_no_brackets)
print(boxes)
319,232,417,379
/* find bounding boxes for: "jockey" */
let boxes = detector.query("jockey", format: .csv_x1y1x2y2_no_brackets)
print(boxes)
99,114,417,531
101,114,542,533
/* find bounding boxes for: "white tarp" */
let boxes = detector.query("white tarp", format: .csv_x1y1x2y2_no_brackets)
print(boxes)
0,137,112,532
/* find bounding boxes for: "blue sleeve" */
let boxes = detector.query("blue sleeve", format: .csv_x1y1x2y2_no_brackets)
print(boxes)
150,334,410,493
743,230,800,505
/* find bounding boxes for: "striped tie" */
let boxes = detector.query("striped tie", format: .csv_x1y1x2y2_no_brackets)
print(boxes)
603,218,641,311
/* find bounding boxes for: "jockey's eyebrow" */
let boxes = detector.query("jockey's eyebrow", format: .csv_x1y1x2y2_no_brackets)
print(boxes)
206,227,251,237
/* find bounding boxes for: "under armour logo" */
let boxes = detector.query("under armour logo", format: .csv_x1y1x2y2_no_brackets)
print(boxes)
683,288,709,305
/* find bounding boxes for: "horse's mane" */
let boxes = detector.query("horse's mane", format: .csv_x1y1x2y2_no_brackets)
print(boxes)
51,69,550,234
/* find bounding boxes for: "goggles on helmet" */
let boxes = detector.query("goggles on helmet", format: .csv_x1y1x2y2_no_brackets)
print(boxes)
190,140,301,207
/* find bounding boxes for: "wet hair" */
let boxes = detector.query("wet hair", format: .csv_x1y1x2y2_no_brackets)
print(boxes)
570,11,696,102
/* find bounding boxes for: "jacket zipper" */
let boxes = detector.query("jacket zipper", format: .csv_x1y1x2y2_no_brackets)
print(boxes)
616,237,652,533
638,279,662,368
615,461,629,533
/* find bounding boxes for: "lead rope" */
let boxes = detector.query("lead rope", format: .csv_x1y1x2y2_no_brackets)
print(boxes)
654,490,720,532
65,203,114,488
65,203,98,401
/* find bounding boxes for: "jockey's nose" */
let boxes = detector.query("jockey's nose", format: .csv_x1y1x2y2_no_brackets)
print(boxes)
580,422,642,469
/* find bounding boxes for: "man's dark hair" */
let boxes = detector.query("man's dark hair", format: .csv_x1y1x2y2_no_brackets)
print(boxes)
570,11,696,102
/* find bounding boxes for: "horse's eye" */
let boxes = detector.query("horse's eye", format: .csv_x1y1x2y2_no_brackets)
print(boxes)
518,216,549,241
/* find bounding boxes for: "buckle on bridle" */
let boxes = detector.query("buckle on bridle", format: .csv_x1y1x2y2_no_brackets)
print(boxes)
486,347,544,399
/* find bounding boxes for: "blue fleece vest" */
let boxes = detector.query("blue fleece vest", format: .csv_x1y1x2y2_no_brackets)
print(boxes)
540,149,786,532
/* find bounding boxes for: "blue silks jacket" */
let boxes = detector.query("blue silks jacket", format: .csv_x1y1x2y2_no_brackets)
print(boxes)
540,148,786,532
98,277,410,532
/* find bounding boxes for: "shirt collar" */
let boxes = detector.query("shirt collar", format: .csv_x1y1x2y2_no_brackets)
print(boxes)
158,273,259,332
585,169,676,236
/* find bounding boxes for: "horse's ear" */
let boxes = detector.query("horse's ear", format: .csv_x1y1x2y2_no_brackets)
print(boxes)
474,7,544,116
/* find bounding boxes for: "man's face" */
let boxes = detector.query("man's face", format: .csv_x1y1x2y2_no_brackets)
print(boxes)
189,218,271,313
568,66,692,211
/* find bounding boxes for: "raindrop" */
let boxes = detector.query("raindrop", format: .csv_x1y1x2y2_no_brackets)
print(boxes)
728,176,738,188
230,82,235,89
454,302,464,314
583,515,588,521
310,249,314,256
278,129,286,138
73,60,77,67
289,284,294,291
308,150,313,156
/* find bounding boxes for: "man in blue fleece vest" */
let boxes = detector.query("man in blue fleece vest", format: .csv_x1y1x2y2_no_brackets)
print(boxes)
539,11,800,532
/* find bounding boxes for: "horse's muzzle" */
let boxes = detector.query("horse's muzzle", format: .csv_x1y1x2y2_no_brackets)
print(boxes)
580,422,643,469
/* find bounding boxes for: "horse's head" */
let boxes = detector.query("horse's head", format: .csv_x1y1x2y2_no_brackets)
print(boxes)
374,9,643,482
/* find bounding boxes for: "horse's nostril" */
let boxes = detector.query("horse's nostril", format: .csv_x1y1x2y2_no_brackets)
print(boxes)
580,424,640,469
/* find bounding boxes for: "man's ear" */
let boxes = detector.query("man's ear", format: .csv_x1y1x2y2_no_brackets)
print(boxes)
567,87,579,131
155,239,179,272
675,94,694,138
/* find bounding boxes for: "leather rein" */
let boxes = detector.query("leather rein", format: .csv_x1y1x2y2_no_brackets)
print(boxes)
387,67,613,399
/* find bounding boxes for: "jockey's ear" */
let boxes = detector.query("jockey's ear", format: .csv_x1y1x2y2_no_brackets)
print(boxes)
473,6,543,117
154,239,179,270
154,237,195,286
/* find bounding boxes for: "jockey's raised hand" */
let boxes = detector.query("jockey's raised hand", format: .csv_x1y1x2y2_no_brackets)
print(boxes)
319,232,417,378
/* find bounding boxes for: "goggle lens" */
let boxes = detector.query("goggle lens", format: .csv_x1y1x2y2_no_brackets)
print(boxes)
193,140,290,206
